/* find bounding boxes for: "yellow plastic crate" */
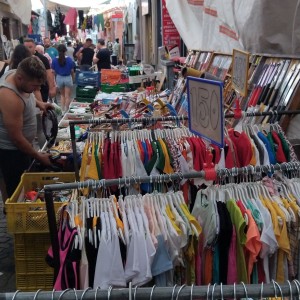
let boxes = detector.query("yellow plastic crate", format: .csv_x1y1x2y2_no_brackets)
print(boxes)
5,172,75,234
15,233,53,291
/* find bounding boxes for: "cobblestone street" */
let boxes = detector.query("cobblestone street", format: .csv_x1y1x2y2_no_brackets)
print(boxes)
0,198,16,292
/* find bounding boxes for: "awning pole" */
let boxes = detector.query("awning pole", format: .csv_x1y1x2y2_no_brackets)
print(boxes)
43,0,48,38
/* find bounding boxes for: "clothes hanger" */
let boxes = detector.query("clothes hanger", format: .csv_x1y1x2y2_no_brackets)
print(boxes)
110,195,126,245
124,195,138,235
118,194,130,246
143,193,159,237
92,200,98,249
176,191,200,236
153,193,168,239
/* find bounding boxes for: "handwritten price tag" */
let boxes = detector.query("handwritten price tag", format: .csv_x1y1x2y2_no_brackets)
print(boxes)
232,49,250,97
187,77,224,148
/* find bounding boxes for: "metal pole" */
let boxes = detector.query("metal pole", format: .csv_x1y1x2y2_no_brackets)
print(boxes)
225,109,300,118
44,162,300,192
67,109,300,126
43,0,48,38
70,123,80,181
0,283,299,300
69,115,188,126
44,189,60,283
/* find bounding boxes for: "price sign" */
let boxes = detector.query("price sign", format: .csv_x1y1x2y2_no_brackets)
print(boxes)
232,49,250,97
187,77,224,148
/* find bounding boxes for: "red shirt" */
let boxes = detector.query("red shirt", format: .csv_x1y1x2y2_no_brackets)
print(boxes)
228,129,252,167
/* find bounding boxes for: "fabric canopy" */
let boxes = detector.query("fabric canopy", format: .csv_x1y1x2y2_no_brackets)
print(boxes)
166,0,300,55
47,0,110,8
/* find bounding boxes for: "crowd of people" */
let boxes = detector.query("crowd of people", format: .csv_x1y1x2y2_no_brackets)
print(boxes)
0,36,119,209
0,33,142,211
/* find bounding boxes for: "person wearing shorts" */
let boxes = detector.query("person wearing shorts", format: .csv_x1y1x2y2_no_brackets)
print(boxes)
51,44,75,113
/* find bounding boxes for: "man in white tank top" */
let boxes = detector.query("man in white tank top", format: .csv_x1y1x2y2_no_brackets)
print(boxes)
0,56,53,200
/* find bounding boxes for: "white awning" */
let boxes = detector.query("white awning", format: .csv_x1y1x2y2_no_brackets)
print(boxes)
47,0,111,8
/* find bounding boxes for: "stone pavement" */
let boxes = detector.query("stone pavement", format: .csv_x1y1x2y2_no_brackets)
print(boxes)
0,197,16,293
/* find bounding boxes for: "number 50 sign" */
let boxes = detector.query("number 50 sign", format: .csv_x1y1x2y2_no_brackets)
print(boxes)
187,77,224,148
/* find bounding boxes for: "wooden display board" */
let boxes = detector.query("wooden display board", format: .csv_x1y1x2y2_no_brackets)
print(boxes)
232,49,250,97
206,52,232,81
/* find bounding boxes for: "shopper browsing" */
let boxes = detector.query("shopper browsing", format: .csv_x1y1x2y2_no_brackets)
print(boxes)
24,38,57,149
133,35,141,63
51,44,75,113
36,44,52,66
0,56,53,198
93,39,111,71
0,44,32,205
112,38,121,64
5,44,31,72
76,38,95,71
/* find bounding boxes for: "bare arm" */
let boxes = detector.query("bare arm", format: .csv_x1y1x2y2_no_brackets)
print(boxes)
34,90,43,103
0,88,51,165
93,53,99,64
34,91,54,113
71,69,75,82
76,47,83,59
47,69,56,98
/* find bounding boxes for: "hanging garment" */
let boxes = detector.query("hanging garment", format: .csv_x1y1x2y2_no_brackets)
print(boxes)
46,205,81,290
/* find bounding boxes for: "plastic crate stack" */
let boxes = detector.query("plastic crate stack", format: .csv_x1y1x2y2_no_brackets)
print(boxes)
100,69,130,93
5,172,75,291
75,70,100,103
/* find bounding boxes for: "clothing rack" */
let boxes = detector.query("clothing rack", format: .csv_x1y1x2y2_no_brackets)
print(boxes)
69,115,189,181
2,282,300,300
68,109,300,180
44,162,300,282
226,109,300,118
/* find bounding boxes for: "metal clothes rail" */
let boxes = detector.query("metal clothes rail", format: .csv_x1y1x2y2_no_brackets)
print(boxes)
225,109,300,118
68,110,300,180
44,162,300,284
1,282,300,300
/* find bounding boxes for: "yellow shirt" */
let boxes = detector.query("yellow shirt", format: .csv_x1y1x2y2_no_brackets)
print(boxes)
87,142,99,180
271,200,291,282
180,202,202,236
158,138,174,174
165,204,182,234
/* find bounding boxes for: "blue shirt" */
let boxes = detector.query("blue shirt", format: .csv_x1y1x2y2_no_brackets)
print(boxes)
51,56,75,76
257,131,276,164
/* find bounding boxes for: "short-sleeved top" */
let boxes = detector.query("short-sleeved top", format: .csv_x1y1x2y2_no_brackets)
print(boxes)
96,48,111,71
81,47,94,66
35,51,50,102
66,47,75,60
52,56,75,76
226,199,248,283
